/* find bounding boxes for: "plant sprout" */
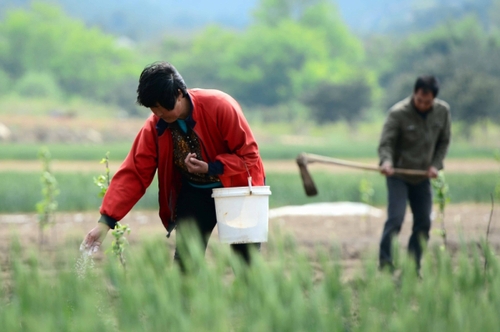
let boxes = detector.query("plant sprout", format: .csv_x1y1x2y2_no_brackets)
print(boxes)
431,170,450,249
94,151,131,269
36,147,59,245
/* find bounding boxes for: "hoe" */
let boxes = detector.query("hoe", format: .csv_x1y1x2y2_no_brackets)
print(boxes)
296,152,428,196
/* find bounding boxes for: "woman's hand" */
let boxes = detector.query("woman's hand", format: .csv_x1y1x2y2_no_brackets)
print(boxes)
184,152,209,174
81,222,111,253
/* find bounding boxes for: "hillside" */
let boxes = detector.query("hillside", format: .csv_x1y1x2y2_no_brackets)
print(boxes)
1,0,494,40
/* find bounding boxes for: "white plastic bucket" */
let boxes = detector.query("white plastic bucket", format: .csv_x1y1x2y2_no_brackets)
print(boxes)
212,185,272,244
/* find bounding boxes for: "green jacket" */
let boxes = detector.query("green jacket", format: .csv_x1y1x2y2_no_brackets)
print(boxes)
378,97,451,184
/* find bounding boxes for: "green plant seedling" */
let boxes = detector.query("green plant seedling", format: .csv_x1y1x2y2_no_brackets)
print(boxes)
359,177,374,206
431,170,450,250
109,222,131,270
36,147,60,245
94,151,131,269
93,151,111,198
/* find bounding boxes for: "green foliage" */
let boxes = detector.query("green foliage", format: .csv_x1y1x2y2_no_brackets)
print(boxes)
168,25,238,90
442,68,500,132
414,0,493,32
2,0,500,129
1,123,500,160
2,235,500,331
35,147,59,246
93,151,131,269
226,21,324,106
0,2,141,114
172,0,373,111
35,147,59,231
359,177,375,206
303,79,372,124
0,69,12,96
253,0,320,25
493,0,500,29
109,222,131,270
432,171,451,214
1,171,499,213
378,17,500,131
14,71,62,99
1,0,500,128
93,152,110,198
431,171,450,248
0,143,132,161
268,171,498,208
94,174,109,198
0,171,157,212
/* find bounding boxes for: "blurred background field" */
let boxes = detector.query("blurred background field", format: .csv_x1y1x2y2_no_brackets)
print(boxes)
1,1,500,330
0,171,499,213
1,0,499,256
1,1,500,156
1,0,500,134
1,120,500,160
0,0,499,224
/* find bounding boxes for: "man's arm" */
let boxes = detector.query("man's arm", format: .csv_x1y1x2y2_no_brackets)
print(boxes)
431,109,451,170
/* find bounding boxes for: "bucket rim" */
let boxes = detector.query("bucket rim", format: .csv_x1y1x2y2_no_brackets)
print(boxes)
211,185,271,198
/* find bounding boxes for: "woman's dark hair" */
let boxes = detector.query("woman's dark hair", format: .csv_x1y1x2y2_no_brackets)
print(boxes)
136,61,188,109
414,75,439,97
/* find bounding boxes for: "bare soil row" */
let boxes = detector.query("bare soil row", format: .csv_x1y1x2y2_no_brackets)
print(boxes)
0,159,498,173
1,203,498,278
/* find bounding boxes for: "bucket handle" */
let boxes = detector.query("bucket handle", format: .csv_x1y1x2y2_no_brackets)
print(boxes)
248,176,253,195
244,163,253,195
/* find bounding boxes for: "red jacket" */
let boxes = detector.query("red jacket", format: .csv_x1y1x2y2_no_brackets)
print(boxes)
100,89,266,231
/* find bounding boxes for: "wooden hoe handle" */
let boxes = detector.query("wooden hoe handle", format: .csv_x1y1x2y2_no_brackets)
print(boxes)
298,153,428,176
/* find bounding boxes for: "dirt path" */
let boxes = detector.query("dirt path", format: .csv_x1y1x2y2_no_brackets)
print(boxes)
1,203,498,276
0,159,498,173
265,159,500,174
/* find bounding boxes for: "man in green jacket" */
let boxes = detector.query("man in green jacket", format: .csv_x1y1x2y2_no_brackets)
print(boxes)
378,76,451,271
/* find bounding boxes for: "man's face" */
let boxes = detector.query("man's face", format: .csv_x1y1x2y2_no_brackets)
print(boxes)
149,91,186,123
413,89,434,112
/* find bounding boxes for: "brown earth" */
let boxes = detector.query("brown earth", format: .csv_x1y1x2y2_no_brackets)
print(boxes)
0,159,498,173
1,203,498,276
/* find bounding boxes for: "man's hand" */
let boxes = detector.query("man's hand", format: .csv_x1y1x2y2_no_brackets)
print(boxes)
427,166,439,179
81,222,110,254
184,152,208,174
380,161,394,176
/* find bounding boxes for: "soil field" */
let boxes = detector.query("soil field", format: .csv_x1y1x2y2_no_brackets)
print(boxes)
1,203,498,276
0,159,498,173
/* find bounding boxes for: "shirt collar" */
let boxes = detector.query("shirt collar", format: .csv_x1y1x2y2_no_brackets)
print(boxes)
156,91,196,136
410,97,433,116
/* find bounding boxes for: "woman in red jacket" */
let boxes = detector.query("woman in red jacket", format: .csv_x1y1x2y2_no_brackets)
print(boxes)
82,61,266,267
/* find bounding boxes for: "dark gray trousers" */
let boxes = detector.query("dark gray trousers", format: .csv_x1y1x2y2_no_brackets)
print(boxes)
173,181,260,270
379,176,432,268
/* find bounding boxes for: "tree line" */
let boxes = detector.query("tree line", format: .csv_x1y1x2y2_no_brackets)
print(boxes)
0,0,499,131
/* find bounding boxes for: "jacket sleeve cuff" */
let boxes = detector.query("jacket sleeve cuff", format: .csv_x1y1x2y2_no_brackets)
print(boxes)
98,214,117,229
379,158,393,167
208,161,224,176
431,161,443,170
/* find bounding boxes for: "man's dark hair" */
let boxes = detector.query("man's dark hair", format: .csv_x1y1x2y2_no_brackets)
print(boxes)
136,61,188,109
414,75,439,97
